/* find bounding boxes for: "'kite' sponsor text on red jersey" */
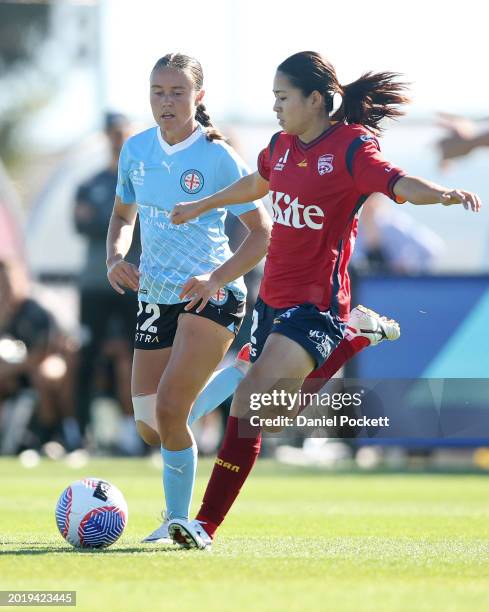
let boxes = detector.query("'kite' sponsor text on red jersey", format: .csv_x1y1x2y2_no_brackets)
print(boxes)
256,122,405,319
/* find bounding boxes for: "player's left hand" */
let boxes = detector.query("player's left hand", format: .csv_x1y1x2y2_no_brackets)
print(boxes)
440,189,482,212
179,274,222,313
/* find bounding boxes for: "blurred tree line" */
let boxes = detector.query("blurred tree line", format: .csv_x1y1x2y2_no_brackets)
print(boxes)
0,1,98,170
0,1,52,167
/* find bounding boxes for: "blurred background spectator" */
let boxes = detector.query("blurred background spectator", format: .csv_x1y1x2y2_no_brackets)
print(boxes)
437,113,489,167
351,193,445,275
435,112,489,271
0,257,79,454
73,111,142,456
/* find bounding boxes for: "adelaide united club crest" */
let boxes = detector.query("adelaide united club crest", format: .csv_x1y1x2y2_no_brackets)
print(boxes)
317,154,334,175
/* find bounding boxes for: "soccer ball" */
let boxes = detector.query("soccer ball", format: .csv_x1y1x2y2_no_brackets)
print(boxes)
55,478,128,549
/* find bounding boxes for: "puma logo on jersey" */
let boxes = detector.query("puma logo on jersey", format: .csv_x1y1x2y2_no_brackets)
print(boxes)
269,191,325,230
297,159,308,167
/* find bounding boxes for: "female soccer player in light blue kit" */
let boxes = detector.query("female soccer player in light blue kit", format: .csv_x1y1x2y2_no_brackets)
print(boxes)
106,54,271,543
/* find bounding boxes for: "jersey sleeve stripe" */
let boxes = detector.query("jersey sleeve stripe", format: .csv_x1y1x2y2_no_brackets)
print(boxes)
387,171,406,203
268,131,282,157
345,136,380,177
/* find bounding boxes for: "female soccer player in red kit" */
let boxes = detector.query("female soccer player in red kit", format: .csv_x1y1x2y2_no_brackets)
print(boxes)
169,51,481,548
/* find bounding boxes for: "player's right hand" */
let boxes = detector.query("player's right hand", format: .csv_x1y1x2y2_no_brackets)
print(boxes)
107,255,140,294
440,189,482,212
171,201,203,225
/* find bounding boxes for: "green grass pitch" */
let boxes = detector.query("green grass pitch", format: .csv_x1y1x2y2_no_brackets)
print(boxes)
1,457,489,611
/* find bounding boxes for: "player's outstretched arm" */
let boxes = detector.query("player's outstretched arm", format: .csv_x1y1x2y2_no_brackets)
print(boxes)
394,176,482,212
171,171,269,225
106,196,140,295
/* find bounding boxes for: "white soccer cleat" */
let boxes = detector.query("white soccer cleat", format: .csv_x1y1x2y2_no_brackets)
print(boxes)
345,305,400,347
141,511,173,544
168,518,212,550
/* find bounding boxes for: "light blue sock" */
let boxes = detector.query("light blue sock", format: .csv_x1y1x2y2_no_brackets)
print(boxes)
188,365,245,426
161,438,197,520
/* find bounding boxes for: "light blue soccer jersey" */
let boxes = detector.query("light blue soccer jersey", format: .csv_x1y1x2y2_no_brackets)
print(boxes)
116,124,258,304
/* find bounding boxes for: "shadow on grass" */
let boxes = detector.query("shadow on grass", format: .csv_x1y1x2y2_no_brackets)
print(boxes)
0,545,181,555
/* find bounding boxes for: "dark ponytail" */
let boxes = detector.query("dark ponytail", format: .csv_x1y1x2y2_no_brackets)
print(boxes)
195,102,226,141
151,53,226,141
333,71,410,133
277,51,410,135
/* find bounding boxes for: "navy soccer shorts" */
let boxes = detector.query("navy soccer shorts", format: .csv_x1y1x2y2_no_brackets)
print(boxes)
134,288,245,350
249,297,345,368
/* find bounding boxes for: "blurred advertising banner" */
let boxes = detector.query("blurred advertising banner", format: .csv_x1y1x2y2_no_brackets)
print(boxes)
354,275,489,379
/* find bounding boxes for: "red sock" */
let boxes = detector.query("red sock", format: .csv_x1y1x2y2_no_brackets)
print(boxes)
196,416,261,538
301,335,370,396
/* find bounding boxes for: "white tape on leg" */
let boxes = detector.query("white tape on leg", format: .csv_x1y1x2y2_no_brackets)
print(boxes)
132,393,158,431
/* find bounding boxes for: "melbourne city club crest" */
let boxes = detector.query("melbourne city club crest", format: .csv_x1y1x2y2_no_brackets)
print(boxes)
180,169,204,194
209,288,228,306
317,154,334,175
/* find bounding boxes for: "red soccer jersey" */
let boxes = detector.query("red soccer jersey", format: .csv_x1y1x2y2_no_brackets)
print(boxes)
257,122,405,320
